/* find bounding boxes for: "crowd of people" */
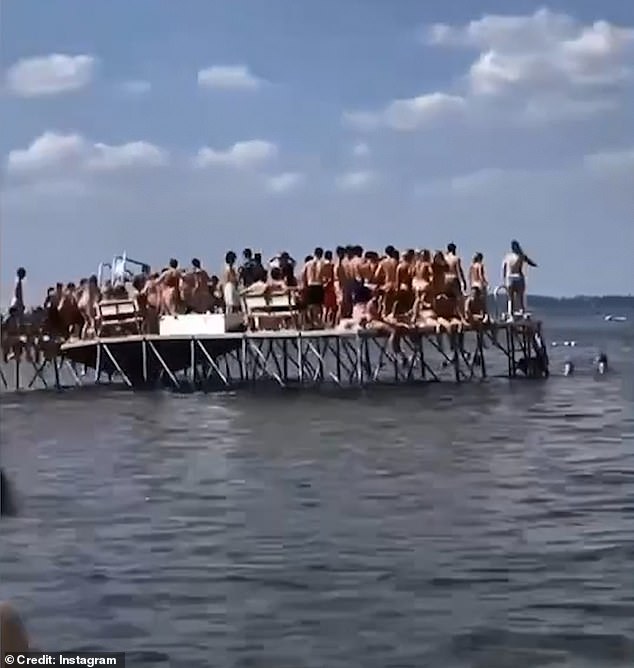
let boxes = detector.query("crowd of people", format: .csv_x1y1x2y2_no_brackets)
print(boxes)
1,241,536,357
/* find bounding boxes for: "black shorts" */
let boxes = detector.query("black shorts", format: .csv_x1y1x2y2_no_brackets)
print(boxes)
306,284,325,306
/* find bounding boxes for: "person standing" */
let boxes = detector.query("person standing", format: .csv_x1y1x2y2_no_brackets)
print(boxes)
502,240,537,317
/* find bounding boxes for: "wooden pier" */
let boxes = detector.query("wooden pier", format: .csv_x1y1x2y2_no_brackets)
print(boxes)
0,320,548,393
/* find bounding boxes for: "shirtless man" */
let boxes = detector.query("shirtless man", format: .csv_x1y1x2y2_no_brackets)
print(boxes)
335,246,352,320
157,259,182,315
360,251,378,286
502,240,537,317
322,250,337,327
444,243,467,299
138,273,161,332
374,246,399,316
302,247,325,329
392,249,415,317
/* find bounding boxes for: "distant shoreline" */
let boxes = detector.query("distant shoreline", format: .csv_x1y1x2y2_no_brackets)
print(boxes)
528,295,634,306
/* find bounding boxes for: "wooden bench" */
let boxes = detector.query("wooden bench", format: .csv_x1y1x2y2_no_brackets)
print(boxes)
97,299,143,337
242,291,299,330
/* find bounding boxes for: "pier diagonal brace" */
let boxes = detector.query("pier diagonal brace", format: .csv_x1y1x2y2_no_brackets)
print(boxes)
196,340,230,388
286,336,319,384
331,337,356,383
102,343,133,388
305,337,344,386
456,330,482,381
427,333,468,381
0,364,7,389
338,336,361,385
402,334,439,382
367,335,401,383
27,359,50,389
248,339,286,387
63,358,84,387
147,340,181,389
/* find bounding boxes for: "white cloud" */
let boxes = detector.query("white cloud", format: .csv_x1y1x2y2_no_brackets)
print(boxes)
86,142,168,171
422,9,634,121
197,65,262,90
119,80,151,95
265,172,304,194
352,141,370,157
5,54,96,97
194,140,278,169
7,132,168,175
7,132,86,173
343,93,465,132
336,170,376,191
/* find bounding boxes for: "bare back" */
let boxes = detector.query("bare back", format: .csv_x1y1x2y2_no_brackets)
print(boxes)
304,258,323,286
504,252,523,276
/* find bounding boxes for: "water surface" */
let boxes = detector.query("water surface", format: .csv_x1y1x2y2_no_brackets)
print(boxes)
1,311,633,667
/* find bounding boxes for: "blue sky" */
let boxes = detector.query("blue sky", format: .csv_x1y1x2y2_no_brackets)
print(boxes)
1,0,633,302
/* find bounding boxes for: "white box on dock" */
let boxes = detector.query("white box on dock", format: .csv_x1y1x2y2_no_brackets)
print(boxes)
159,313,243,336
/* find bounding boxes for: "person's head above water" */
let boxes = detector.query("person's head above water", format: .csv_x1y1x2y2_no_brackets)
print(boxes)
447,243,457,254
169,258,178,269
511,240,522,254
192,258,201,269
16,267,26,280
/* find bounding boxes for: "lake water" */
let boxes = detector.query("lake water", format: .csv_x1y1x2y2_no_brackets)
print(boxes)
1,309,633,667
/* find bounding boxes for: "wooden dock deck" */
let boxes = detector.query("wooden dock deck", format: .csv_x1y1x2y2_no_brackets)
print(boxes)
1,319,549,392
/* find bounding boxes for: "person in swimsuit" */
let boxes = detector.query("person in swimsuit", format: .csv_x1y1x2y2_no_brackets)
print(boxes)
157,259,182,315
322,250,337,327
374,246,399,317
77,274,101,338
334,246,350,321
222,251,241,314
468,252,488,293
191,258,212,313
430,251,448,305
302,248,326,329
464,286,490,328
412,249,433,297
502,240,537,317
392,249,415,317
444,243,467,299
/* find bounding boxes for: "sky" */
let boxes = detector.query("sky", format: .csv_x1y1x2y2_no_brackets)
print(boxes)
1,0,633,303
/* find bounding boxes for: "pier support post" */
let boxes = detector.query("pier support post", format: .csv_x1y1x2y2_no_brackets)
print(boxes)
142,338,148,384
478,330,487,379
95,342,102,384
189,337,196,386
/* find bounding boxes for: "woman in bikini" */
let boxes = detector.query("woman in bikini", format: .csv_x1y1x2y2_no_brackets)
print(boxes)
412,249,433,297
157,259,183,315
468,252,488,293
